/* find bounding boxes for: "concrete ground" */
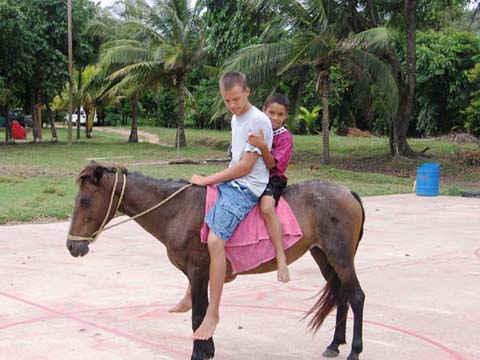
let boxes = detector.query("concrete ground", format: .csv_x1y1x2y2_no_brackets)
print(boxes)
0,194,479,360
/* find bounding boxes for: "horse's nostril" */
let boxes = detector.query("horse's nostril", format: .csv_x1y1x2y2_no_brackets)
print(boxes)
67,242,73,252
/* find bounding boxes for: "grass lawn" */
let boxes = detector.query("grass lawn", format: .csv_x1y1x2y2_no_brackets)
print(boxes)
0,125,478,224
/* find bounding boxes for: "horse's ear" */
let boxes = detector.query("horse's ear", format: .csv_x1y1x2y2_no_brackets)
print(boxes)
92,166,105,185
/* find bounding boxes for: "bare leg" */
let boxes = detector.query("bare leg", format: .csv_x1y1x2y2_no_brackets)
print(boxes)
193,231,226,340
170,270,236,313
168,284,192,313
261,196,290,282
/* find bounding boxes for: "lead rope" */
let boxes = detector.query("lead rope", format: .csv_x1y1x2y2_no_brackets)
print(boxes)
68,171,192,243
100,182,193,233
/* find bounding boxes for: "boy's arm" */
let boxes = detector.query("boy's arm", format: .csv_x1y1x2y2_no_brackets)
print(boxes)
190,151,259,186
271,132,293,174
248,129,275,169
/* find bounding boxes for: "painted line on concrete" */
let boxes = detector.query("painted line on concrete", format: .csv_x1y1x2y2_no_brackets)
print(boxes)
0,291,190,359
0,296,465,360
220,304,465,360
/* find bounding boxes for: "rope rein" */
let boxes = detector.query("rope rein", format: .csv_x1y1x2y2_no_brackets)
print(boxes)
67,170,192,243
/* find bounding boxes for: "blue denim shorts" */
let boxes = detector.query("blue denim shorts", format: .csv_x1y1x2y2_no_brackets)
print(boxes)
205,181,259,241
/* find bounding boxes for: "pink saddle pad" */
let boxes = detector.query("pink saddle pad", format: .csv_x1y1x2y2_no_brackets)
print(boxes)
201,184,303,273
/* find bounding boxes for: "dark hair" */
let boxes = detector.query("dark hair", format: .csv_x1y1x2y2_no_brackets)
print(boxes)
219,71,248,90
264,93,289,112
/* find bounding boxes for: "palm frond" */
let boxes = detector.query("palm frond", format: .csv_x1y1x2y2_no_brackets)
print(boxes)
120,19,166,44
101,46,153,67
106,61,163,82
304,0,328,32
345,49,398,119
86,19,119,41
224,42,292,87
338,27,391,55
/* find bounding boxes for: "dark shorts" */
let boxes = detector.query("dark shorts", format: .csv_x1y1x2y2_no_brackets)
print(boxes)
205,181,259,241
261,176,287,206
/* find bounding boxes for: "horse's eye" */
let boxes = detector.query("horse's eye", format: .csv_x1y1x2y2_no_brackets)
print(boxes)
80,197,91,207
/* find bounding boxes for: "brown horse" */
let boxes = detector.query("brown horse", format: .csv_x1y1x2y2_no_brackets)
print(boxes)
66,163,365,360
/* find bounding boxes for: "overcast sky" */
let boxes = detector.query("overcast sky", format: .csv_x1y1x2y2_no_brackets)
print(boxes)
98,0,114,7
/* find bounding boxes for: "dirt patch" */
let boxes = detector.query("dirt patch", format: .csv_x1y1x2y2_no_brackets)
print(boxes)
347,128,374,137
0,165,68,178
437,133,480,145
94,127,173,147
191,137,230,151
450,149,480,166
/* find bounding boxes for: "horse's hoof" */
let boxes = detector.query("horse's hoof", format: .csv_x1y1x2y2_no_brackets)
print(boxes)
322,348,339,358
346,353,359,360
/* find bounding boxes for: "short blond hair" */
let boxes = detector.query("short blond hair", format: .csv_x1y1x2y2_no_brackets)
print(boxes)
219,71,248,90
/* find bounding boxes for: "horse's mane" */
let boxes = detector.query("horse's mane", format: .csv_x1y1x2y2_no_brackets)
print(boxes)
76,162,189,190
127,170,190,190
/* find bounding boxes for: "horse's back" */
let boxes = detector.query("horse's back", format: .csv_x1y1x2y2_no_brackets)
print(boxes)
283,180,364,254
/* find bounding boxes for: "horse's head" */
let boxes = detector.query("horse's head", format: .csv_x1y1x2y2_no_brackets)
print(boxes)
66,162,126,257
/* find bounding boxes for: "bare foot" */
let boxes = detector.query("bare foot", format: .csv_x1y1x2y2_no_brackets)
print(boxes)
168,297,192,313
193,313,219,340
277,261,290,283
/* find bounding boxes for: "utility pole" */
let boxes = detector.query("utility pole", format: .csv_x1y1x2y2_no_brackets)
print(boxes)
67,0,73,145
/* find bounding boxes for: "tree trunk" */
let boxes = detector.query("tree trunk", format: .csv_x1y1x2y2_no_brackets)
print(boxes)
30,90,37,142
317,71,330,165
385,48,415,157
403,0,416,154
129,97,139,143
36,101,43,140
176,72,187,147
85,107,92,138
31,90,41,143
387,0,417,158
3,105,12,144
46,104,58,142
76,71,82,141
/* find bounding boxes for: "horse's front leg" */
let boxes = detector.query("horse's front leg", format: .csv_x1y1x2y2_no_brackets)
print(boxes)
190,271,214,360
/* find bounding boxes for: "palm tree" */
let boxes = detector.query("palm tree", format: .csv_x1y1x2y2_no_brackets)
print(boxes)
226,0,398,164
94,0,206,147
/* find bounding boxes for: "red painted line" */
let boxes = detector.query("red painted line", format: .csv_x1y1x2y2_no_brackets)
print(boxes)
363,319,465,360
219,304,465,360
0,315,57,331
0,295,465,360
0,291,189,358
474,248,480,258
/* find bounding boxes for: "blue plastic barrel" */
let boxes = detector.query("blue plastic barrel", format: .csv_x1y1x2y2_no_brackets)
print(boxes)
416,162,440,196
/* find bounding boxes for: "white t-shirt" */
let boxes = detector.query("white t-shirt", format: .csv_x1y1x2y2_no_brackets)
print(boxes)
230,105,273,197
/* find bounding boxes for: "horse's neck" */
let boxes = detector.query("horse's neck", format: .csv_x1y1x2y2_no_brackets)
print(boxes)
118,175,183,239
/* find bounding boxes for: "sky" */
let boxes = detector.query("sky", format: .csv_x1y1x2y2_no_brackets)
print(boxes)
98,0,114,7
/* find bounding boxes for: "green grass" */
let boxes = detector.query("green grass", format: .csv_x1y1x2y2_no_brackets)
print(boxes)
0,125,478,223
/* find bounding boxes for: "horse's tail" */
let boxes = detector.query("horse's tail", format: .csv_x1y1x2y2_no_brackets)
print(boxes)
351,190,365,252
303,270,344,333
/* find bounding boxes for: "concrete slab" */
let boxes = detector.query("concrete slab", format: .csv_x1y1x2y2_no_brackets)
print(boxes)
0,194,479,360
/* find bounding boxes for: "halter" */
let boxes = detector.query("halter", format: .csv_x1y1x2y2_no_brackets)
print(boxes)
67,169,192,244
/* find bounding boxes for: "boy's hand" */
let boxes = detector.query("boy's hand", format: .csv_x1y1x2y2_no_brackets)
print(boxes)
248,128,265,149
189,174,209,186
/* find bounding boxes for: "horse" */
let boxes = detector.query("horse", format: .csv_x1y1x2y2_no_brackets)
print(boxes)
66,163,366,360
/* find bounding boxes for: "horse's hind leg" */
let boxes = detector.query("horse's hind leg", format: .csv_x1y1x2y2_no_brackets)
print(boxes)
310,247,348,358
190,270,214,360
333,262,365,360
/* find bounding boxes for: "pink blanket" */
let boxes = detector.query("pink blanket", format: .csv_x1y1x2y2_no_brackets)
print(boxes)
201,185,303,273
